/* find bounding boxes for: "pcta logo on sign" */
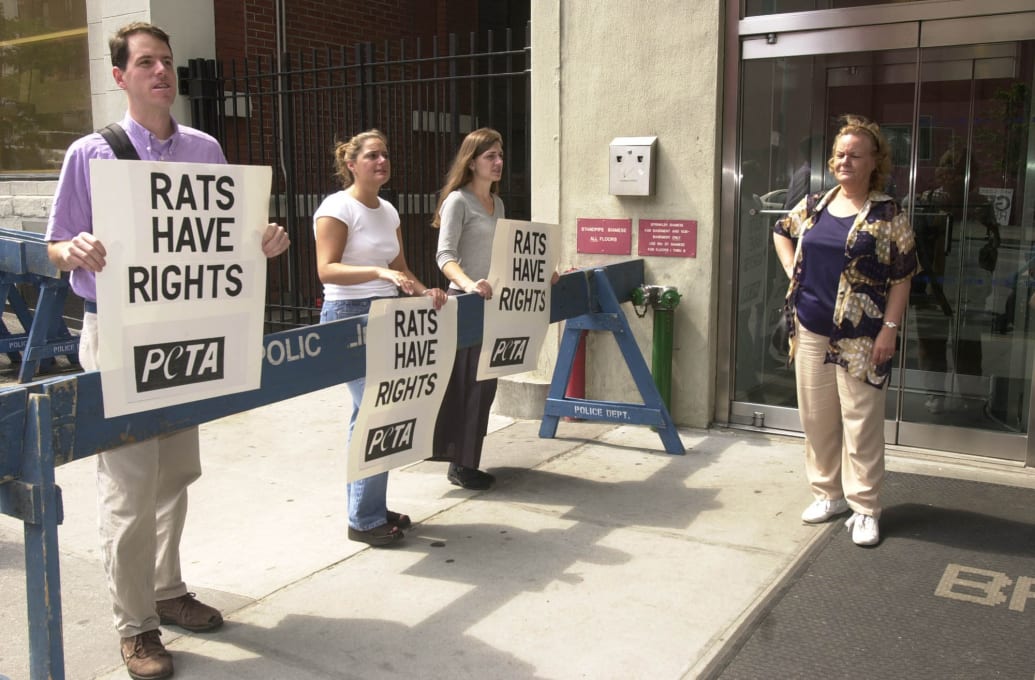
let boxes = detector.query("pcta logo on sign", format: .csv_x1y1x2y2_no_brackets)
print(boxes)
365,418,416,461
489,336,529,367
134,337,225,392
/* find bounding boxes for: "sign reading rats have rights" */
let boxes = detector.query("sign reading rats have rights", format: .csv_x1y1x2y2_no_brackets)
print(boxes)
478,219,560,381
90,160,273,417
348,296,457,481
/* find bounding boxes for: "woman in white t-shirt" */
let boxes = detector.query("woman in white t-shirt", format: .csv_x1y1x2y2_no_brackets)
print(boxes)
314,129,445,546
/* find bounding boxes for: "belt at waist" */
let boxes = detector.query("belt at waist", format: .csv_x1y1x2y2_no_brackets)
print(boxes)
84,300,97,314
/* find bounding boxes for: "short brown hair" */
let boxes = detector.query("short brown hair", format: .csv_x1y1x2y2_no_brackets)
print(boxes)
828,114,891,192
109,22,172,70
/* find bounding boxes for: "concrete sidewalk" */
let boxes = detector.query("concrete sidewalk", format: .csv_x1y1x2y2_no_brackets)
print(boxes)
3,383,1035,679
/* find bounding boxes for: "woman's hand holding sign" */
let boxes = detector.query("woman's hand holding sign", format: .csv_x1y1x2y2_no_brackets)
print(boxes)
464,278,493,300
380,267,418,294
421,286,448,310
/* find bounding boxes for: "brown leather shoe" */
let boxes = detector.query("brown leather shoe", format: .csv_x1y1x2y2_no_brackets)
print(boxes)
155,592,223,632
121,629,173,680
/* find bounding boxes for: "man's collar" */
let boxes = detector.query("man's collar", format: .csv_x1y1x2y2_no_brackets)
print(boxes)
121,112,179,142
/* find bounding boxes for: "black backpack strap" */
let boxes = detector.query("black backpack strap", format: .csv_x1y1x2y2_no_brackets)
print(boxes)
98,123,141,161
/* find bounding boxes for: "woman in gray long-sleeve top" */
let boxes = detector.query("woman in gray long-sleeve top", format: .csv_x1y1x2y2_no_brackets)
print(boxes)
430,128,505,490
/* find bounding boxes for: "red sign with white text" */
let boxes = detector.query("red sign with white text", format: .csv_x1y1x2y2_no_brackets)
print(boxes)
638,219,697,257
576,218,633,255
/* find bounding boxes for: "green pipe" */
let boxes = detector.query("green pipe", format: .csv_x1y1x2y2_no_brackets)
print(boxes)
651,287,680,410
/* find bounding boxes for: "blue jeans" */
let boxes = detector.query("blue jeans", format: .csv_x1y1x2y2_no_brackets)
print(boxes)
320,297,393,531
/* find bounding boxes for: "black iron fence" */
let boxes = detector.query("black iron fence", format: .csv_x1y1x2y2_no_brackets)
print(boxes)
181,27,530,330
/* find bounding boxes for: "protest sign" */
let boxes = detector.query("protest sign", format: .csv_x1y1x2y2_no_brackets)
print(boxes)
477,218,559,380
978,187,1013,226
91,160,273,417
348,296,458,481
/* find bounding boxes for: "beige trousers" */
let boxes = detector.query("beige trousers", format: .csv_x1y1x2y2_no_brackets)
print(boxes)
80,313,201,637
794,324,886,517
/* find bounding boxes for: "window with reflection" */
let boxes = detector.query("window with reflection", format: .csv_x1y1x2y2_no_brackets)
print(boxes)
0,1,90,174
745,0,925,18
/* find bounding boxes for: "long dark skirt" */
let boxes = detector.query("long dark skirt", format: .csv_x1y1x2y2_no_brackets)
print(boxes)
432,344,498,469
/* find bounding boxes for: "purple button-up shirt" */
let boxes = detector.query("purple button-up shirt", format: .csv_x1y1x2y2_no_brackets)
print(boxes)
45,114,227,302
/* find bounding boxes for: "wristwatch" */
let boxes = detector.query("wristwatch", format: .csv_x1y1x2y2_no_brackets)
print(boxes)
883,320,899,330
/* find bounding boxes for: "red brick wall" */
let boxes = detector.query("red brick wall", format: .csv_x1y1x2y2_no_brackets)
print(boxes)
212,0,483,63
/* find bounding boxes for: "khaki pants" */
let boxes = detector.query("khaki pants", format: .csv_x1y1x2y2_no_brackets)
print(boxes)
81,313,201,637
794,324,886,517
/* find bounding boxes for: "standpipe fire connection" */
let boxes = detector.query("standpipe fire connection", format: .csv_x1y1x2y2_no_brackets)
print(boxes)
630,284,682,411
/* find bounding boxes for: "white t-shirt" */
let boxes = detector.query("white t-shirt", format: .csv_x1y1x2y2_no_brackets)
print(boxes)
313,191,401,301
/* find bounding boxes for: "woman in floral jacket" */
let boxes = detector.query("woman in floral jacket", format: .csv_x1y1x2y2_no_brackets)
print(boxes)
772,114,919,546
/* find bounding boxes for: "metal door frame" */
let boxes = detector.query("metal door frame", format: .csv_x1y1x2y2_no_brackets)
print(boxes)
717,0,1035,465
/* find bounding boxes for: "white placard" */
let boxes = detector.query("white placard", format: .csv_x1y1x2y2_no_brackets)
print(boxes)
978,187,1013,227
90,159,273,417
348,296,458,481
477,218,560,380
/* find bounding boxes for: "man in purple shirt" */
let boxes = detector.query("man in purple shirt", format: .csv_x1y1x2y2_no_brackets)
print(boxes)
46,22,289,680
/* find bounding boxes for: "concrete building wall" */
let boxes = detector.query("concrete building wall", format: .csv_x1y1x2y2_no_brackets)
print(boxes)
531,0,723,427
0,180,58,232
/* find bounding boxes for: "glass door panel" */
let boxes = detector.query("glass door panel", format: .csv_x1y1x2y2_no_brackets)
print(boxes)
732,34,919,431
731,15,1035,463
897,36,1035,460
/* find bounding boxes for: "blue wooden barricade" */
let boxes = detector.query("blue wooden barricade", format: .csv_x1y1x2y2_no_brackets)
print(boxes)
541,267,685,454
0,228,80,382
0,259,685,679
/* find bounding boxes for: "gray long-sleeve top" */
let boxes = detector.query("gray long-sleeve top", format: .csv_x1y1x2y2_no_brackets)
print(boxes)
435,187,505,290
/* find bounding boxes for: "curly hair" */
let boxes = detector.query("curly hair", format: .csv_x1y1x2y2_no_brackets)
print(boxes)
432,128,503,228
827,114,891,192
332,129,388,188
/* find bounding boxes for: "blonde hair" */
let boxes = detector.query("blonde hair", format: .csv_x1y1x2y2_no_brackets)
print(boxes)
827,114,891,192
432,128,503,228
333,129,388,188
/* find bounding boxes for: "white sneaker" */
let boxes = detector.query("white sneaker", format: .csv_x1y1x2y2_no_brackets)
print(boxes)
801,497,850,523
845,512,879,546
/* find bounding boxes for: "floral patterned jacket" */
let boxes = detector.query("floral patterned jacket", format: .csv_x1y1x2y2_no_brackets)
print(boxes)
773,186,919,388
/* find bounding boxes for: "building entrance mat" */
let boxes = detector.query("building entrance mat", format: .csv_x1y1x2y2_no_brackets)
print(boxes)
707,472,1035,680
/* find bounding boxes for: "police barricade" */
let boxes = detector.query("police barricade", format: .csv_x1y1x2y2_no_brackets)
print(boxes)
0,259,685,679
0,228,80,382
542,267,685,455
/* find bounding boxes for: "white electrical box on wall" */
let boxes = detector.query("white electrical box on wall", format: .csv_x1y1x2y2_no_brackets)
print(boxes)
609,136,657,196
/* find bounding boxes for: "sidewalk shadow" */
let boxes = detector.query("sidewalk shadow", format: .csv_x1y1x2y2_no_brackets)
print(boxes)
168,519,628,678
167,435,747,678
172,615,548,679
880,471,1035,557
476,430,773,533
882,503,1035,558
477,465,723,533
